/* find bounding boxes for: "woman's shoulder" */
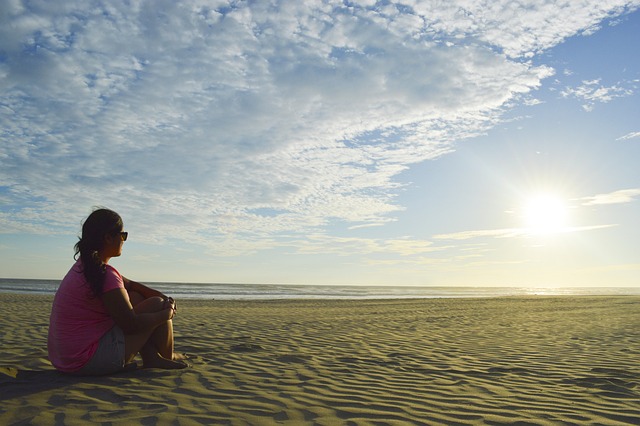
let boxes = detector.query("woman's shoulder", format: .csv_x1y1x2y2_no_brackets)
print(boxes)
70,258,83,272
61,259,84,281
104,263,122,277
104,264,125,290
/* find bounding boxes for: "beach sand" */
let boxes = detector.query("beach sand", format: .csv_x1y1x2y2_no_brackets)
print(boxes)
1,294,639,425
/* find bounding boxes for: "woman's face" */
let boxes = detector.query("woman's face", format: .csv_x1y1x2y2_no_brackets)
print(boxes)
103,227,126,260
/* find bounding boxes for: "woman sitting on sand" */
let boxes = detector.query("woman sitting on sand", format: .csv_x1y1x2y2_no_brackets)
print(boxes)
48,208,188,375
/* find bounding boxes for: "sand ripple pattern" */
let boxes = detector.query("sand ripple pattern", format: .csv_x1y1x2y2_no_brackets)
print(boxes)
1,295,639,425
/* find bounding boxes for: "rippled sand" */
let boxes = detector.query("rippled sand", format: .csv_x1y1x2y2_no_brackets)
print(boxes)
2,294,639,424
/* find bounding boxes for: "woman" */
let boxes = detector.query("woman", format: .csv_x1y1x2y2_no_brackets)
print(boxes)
48,208,188,375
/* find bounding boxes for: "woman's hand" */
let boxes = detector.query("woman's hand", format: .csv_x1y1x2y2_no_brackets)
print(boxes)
163,297,177,319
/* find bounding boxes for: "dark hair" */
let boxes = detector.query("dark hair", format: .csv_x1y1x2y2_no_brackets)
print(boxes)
74,208,123,297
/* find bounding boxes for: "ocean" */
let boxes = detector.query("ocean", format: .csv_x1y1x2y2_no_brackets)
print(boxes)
1,278,638,300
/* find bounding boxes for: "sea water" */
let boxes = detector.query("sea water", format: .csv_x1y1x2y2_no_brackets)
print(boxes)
0,278,638,300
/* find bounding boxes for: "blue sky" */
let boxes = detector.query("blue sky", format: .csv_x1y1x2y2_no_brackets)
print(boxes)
1,1,639,287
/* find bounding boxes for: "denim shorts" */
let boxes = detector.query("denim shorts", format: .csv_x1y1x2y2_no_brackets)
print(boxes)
74,326,126,376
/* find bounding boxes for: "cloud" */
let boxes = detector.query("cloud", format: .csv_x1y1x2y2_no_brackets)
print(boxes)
561,78,635,111
433,225,617,240
433,228,524,240
290,234,441,257
617,131,640,141
404,0,639,57
0,1,637,254
581,188,640,205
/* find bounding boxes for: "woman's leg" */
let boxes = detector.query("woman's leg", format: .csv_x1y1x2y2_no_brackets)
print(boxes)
123,294,185,369
147,312,175,360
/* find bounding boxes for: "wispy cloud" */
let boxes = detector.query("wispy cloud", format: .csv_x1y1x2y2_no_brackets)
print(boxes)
433,228,524,241
433,185,637,243
1,1,637,255
290,235,441,257
617,131,640,141
561,78,635,111
581,188,640,205
433,225,616,241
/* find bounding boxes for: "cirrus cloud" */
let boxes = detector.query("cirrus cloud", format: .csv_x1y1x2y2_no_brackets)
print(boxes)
581,188,640,205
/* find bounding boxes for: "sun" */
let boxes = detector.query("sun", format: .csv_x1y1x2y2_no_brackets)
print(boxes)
523,194,569,235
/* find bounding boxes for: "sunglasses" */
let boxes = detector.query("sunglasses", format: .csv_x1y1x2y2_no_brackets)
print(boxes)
119,231,128,241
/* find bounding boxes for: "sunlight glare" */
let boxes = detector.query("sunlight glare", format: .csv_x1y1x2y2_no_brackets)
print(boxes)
523,194,569,235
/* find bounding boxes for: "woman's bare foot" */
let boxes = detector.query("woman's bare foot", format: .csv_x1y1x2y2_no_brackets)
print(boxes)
143,354,189,370
173,352,189,361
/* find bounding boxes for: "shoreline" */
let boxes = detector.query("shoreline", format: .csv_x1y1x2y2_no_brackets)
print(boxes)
3,279,640,301
2,294,640,424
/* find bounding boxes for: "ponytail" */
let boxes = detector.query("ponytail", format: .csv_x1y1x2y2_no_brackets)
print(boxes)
74,208,123,297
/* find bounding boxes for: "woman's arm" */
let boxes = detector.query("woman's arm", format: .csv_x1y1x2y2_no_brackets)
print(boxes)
101,288,173,335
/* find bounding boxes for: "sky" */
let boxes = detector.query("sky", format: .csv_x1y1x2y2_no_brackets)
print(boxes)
1,0,639,288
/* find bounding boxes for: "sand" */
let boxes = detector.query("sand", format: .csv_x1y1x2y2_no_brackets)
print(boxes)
1,294,639,425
